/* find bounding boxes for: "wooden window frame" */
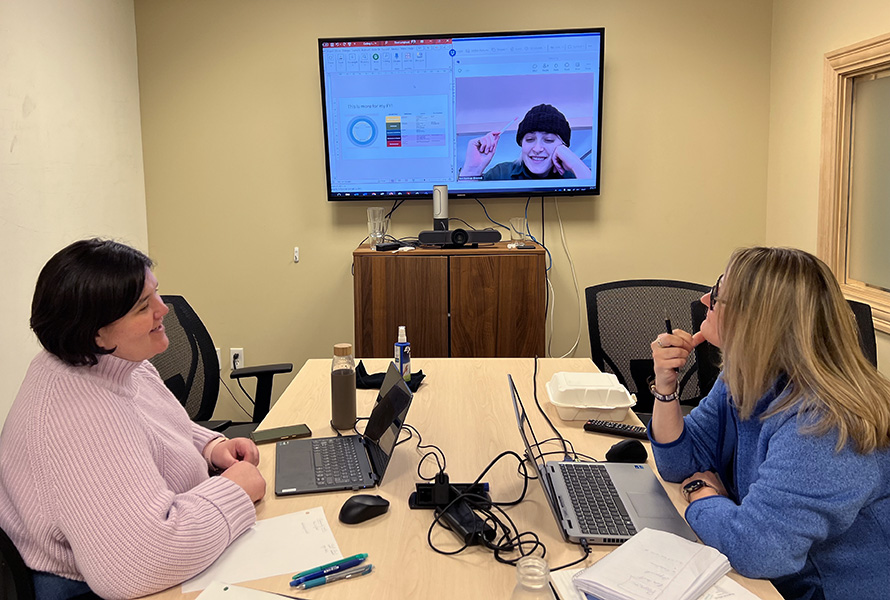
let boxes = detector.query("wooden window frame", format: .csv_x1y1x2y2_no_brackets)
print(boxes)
818,31,890,334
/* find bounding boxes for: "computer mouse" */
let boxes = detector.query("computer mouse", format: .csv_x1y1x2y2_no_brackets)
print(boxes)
605,439,649,463
338,494,390,524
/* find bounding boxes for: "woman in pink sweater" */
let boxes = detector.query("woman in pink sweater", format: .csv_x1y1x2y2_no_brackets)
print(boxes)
0,239,266,599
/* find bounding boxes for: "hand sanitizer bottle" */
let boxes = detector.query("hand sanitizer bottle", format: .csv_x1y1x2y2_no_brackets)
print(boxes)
394,326,411,382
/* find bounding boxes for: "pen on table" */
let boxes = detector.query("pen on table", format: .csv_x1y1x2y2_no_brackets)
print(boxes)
292,564,373,590
665,318,679,373
291,552,368,580
290,555,367,585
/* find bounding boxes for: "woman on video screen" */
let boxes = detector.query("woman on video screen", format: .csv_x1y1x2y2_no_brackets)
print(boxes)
459,104,591,181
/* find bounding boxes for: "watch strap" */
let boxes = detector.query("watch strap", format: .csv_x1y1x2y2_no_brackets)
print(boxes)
682,479,716,502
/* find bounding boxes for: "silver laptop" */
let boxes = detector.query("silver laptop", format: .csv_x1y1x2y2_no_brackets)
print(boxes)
508,374,696,544
275,363,412,496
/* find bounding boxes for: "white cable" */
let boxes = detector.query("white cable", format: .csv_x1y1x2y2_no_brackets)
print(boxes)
552,198,583,358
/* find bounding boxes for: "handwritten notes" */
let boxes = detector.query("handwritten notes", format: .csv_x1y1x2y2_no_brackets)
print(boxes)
571,528,730,600
182,507,341,593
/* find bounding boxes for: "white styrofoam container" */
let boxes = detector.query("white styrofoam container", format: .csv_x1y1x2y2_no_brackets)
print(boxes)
545,372,636,422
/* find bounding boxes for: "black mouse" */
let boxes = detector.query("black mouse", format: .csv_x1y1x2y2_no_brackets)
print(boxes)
605,439,648,463
338,494,390,524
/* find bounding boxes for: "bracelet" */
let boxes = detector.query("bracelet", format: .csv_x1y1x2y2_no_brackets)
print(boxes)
649,383,679,402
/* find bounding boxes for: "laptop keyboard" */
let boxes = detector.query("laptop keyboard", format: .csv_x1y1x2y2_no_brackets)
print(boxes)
312,438,363,486
560,463,637,537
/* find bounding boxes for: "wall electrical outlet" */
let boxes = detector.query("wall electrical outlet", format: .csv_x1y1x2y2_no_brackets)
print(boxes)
215,348,221,371
230,348,244,371
293,247,300,263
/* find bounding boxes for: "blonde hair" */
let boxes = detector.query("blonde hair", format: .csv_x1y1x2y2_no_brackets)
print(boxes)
719,247,890,454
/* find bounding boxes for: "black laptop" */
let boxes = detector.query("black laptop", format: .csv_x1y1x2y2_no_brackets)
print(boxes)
275,362,413,496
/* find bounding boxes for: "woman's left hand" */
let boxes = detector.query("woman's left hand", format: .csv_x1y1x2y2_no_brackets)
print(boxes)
551,145,592,179
681,471,727,502
211,437,260,470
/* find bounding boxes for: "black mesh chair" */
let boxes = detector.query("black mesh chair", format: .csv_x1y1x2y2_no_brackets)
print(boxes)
1,526,34,600
586,280,714,416
149,295,293,438
847,299,878,367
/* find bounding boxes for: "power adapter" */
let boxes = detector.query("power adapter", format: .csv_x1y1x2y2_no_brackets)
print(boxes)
435,499,496,546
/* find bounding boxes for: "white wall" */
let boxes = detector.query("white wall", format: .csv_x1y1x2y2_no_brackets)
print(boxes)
766,0,890,368
0,0,148,422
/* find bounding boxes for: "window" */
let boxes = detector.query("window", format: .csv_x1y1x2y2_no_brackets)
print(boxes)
819,32,890,333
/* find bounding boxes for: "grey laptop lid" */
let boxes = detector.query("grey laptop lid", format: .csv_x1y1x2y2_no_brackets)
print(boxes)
508,374,696,544
275,363,412,496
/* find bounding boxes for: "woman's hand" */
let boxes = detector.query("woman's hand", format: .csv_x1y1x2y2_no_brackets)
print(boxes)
650,328,704,395
221,461,266,503
211,437,260,470
681,471,727,502
460,131,501,176
551,145,591,178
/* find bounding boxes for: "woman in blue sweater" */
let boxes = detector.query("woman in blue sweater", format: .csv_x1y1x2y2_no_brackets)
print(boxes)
649,247,890,600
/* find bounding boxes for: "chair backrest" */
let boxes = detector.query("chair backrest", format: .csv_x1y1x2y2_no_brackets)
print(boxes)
847,299,877,367
1,526,35,600
586,280,711,413
149,295,220,421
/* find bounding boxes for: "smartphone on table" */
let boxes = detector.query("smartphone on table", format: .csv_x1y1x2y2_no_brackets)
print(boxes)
249,424,312,444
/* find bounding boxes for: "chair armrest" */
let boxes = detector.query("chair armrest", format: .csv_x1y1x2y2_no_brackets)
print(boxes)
229,363,294,423
229,363,294,379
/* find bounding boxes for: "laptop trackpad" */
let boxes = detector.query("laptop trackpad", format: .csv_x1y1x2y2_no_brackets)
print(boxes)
627,492,679,519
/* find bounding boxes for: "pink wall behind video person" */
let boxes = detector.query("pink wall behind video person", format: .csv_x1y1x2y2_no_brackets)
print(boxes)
455,72,596,135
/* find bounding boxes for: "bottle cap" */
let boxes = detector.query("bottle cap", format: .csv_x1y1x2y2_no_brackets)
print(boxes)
334,343,353,356
398,326,407,343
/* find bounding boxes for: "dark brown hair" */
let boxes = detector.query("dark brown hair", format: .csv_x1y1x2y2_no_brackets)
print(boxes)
30,238,153,366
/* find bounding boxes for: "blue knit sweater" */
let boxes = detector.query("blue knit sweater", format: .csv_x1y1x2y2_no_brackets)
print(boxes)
650,376,890,600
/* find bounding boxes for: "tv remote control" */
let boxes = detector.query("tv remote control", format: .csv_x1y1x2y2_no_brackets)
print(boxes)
583,419,648,440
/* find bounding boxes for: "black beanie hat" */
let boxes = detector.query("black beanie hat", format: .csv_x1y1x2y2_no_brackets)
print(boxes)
515,104,571,146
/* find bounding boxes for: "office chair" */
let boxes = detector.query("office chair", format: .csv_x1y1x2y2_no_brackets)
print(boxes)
586,280,713,417
149,295,293,438
847,299,878,367
1,526,34,600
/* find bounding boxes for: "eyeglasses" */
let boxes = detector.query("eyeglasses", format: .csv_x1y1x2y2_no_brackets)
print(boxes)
709,274,723,311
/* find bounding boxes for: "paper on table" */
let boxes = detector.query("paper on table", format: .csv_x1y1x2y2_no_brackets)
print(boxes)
552,570,760,600
182,507,341,593
195,581,290,599
571,528,730,600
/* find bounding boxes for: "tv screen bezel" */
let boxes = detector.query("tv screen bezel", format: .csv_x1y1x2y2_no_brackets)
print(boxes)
318,27,605,201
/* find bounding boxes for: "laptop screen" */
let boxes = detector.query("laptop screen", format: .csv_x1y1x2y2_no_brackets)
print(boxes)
365,363,413,480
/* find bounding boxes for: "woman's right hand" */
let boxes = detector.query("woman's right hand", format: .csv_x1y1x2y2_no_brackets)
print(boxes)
460,131,501,176
221,461,266,503
650,329,703,394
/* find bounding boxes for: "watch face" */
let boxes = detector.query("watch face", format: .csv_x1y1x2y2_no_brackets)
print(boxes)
684,480,706,493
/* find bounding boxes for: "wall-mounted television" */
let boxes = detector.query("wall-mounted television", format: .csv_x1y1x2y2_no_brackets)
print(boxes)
318,28,604,200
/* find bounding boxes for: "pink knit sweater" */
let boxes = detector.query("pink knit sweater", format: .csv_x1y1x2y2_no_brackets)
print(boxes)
0,351,257,599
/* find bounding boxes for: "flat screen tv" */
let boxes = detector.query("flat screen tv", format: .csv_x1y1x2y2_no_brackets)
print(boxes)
318,28,604,200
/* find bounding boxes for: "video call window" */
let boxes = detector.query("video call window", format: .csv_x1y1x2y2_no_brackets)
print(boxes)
319,29,604,199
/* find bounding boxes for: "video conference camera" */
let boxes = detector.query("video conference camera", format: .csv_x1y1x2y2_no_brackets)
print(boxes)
418,184,502,248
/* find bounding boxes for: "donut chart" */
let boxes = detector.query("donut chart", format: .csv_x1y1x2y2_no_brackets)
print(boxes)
347,116,377,146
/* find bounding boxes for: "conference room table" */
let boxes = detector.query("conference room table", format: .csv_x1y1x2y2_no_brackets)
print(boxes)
149,358,781,599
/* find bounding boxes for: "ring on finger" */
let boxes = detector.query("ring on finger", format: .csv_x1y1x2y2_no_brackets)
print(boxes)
656,339,664,348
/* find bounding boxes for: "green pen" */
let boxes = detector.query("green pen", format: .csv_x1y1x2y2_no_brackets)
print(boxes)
292,553,368,580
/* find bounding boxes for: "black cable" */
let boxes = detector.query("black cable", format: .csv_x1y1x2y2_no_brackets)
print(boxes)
218,374,254,419
384,198,406,220
551,538,592,571
403,424,447,480
236,377,256,406
447,217,475,229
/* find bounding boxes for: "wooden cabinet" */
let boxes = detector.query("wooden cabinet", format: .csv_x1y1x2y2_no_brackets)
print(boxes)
353,242,546,358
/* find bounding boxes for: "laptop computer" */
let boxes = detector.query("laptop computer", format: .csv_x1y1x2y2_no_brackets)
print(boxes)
275,363,412,496
508,374,696,544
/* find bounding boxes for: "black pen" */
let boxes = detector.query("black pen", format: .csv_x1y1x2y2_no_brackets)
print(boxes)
664,318,679,373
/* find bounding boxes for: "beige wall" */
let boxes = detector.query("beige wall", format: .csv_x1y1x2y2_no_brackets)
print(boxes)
135,0,772,419
0,0,148,422
766,0,890,365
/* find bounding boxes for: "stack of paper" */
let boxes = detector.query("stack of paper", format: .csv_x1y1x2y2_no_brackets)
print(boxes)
571,528,731,600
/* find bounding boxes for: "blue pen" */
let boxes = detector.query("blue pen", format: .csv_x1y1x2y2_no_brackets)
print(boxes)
293,564,373,590
289,556,367,586
291,552,368,580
